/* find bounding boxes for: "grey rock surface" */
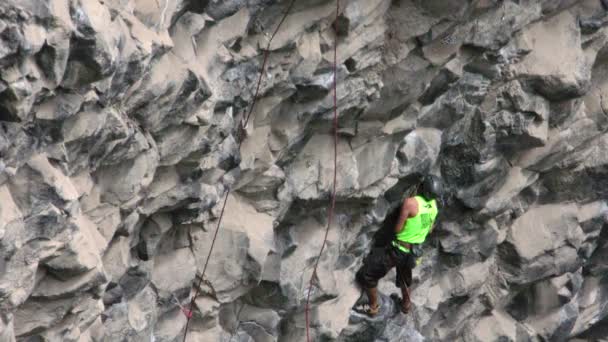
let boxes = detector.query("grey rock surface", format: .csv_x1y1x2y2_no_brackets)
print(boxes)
1,0,608,341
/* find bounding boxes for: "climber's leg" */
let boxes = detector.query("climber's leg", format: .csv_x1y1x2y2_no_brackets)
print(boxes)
399,284,412,314
355,247,395,316
365,287,380,316
394,248,414,314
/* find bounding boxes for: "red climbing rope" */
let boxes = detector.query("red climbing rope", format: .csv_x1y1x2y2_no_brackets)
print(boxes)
181,1,296,341
242,0,296,130
305,1,340,341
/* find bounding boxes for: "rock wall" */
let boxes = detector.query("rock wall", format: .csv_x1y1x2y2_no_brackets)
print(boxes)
1,0,608,341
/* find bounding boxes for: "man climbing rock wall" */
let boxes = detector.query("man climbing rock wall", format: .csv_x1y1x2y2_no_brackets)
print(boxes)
1,0,607,341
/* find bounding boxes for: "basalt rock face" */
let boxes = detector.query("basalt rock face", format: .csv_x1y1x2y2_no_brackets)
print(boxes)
1,0,608,341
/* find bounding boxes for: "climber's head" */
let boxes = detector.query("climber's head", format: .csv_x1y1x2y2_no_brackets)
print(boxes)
418,175,443,201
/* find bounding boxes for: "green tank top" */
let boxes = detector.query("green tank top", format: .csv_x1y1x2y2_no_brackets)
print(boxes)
393,196,438,252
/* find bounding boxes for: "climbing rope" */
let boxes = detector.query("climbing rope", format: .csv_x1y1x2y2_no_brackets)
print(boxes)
305,1,340,341
181,1,296,341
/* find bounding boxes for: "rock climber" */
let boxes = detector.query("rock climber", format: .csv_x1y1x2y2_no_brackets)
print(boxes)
355,176,442,317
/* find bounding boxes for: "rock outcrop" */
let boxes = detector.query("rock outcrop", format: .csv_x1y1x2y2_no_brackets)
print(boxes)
1,0,608,341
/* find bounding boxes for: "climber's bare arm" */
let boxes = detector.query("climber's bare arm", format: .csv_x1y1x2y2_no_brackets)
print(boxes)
394,197,418,234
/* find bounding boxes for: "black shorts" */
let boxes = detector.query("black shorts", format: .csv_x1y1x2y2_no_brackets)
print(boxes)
356,245,416,289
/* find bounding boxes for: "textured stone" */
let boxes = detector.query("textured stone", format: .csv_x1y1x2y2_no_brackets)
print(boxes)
230,303,281,340
0,206,74,311
499,204,584,285
465,1,542,50
137,213,171,257
509,11,591,99
188,194,275,305
32,296,104,341
14,296,79,337
464,310,526,342
506,271,582,323
95,147,159,206
418,73,489,130
0,313,16,342
84,203,121,244
43,214,106,279
103,286,158,341
286,134,358,199
526,301,579,341
1,0,608,341
151,248,196,298
0,184,21,229
478,167,538,215
60,0,120,89
571,275,608,336
102,236,132,284
25,153,79,202
397,128,442,177
354,137,398,189
35,91,86,121
153,308,186,342
31,266,108,300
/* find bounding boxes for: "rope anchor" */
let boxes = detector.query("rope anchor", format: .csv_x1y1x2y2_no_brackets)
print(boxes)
172,294,194,319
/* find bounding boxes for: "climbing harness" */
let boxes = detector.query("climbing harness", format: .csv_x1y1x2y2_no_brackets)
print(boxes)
180,1,296,341
304,1,340,341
